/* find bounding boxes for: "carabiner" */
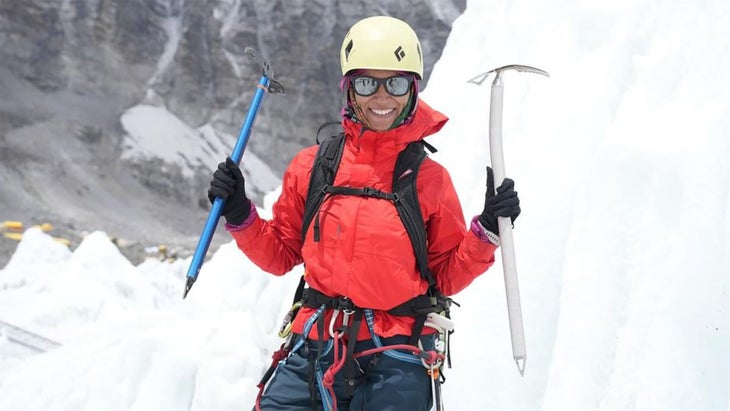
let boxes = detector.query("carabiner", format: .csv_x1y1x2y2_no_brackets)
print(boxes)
278,301,302,338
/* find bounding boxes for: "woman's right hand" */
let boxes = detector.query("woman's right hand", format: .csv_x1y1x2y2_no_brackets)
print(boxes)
208,157,251,225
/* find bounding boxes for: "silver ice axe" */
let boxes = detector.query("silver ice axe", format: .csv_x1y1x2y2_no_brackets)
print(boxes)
468,64,548,376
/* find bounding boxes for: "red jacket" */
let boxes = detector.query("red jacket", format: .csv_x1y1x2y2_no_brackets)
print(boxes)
229,100,498,340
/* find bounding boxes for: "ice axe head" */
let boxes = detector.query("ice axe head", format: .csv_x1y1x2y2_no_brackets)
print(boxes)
468,64,549,86
245,47,286,95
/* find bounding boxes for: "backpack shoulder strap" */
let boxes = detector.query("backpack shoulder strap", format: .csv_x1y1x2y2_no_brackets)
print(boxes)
392,140,436,290
301,131,346,242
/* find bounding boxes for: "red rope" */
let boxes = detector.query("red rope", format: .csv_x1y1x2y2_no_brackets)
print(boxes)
354,344,444,366
322,333,346,388
254,345,290,411
321,333,346,411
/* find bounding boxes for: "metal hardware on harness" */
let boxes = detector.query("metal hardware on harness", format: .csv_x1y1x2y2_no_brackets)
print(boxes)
329,296,356,338
329,309,341,338
421,312,455,370
425,312,455,332
277,301,302,338
334,296,356,312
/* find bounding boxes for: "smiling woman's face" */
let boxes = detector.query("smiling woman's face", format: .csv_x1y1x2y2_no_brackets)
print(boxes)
352,69,411,131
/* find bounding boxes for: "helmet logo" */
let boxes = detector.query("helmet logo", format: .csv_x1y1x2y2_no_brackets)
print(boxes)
394,46,406,62
344,40,354,61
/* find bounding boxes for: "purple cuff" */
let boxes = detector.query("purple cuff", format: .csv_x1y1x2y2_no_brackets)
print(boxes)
471,215,499,245
224,200,258,232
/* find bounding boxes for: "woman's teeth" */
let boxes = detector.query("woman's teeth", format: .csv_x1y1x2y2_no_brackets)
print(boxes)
371,108,394,116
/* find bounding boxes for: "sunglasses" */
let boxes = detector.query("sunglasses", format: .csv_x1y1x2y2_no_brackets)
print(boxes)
350,75,413,97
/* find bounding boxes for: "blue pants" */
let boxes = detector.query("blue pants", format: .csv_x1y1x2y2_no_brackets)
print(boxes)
256,335,434,411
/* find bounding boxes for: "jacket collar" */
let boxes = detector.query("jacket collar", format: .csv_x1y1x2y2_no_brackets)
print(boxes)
342,99,448,154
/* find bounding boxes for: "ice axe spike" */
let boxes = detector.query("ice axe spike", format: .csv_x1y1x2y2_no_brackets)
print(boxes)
468,64,548,377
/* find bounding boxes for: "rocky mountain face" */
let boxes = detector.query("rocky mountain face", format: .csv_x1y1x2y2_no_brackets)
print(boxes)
0,0,465,265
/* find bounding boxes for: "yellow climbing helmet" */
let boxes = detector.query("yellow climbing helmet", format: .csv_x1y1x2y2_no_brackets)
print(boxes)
340,16,424,79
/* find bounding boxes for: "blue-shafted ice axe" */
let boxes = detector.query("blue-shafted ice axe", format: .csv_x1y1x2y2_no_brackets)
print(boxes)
468,65,548,376
183,47,285,299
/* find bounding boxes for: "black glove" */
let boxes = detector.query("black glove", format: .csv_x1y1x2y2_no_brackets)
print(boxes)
479,166,521,235
208,157,251,225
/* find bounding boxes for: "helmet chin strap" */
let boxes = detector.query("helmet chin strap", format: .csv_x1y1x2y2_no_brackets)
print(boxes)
348,87,375,130
389,85,417,129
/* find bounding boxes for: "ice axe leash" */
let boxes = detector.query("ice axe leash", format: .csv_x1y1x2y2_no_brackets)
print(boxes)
468,64,548,376
183,47,285,299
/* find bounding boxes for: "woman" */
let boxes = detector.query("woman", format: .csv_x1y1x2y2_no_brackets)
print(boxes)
208,15,521,411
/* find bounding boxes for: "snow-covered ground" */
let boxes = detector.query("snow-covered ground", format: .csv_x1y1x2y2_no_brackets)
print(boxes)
1,0,729,410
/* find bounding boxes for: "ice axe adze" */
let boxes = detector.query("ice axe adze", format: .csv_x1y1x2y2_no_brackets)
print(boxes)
468,64,548,376
183,47,285,299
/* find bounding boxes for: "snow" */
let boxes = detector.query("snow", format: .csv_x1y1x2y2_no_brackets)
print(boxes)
121,104,224,178
120,104,280,197
150,16,183,86
2,0,730,410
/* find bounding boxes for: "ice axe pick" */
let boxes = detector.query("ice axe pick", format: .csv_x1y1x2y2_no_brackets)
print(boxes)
468,64,549,376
